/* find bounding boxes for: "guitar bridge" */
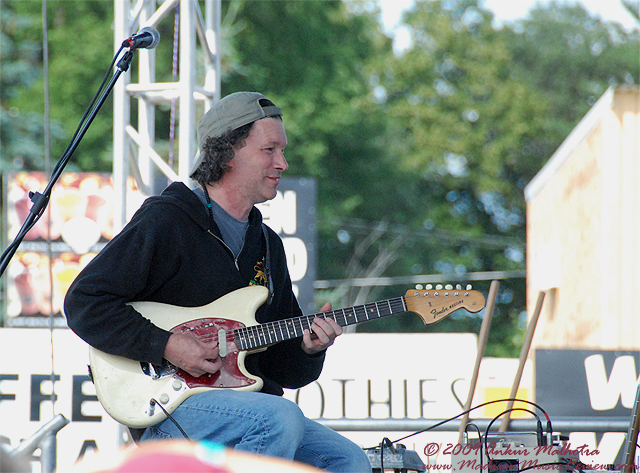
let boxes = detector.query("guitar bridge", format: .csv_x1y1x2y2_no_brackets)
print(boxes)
140,360,176,379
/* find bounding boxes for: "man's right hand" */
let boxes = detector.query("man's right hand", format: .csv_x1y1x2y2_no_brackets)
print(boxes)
164,332,222,377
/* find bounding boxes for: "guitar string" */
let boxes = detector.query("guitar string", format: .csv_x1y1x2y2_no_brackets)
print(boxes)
182,296,409,344
176,291,475,346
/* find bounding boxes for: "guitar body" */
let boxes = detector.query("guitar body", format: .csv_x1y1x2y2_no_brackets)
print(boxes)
89,286,269,428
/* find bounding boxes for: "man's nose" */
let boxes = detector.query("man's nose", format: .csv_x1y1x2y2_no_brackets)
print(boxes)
275,151,288,171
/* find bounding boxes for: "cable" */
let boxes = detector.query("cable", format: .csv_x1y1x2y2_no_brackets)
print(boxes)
484,408,542,467
150,399,191,441
380,437,398,473
372,398,551,448
465,423,483,471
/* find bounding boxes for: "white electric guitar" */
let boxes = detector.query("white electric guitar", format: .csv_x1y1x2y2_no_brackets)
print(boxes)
88,284,485,428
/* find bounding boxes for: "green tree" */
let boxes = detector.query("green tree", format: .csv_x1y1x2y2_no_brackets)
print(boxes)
347,0,548,356
0,2,65,172
503,0,640,149
4,0,637,358
1,0,117,171
356,0,639,356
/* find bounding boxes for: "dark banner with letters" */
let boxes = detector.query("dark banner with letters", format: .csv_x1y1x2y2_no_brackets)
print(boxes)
536,349,640,416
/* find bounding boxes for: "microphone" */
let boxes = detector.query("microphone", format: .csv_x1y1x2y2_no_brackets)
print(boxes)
123,26,160,50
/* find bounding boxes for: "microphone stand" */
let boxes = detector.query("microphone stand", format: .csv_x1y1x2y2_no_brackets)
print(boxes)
0,48,136,278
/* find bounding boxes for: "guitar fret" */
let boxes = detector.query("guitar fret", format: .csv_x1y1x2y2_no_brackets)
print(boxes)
272,322,282,343
261,325,271,345
249,324,260,349
343,307,354,324
381,300,392,317
276,320,286,342
364,302,378,320
289,318,300,338
245,326,252,349
243,326,252,349
265,323,276,344
244,329,251,349
345,307,356,325
233,330,244,350
285,319,298,338
353,305,366,323
257,325,269,346
338,309,348,326
391,297,406,313
240,327,250,349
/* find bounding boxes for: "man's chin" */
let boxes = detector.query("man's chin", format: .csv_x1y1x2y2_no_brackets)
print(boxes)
257,192,278,204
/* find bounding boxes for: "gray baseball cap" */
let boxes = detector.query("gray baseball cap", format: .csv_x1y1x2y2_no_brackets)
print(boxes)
192,92,282,175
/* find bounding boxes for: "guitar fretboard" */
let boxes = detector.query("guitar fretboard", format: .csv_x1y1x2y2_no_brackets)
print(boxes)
233,296,407,350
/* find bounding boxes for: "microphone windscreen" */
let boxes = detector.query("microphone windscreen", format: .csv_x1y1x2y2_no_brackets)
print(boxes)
139,26,160,49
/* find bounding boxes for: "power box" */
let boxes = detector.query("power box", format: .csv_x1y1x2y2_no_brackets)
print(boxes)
451,432,576,473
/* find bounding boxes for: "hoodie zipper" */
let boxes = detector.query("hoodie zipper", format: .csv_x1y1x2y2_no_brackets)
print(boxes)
207,229,246,271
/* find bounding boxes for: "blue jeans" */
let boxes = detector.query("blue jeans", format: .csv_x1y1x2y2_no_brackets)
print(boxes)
140,390,372,472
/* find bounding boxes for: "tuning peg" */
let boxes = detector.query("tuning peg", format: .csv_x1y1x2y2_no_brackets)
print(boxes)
426,284,433,290
456,284,462,290
466,284,472,290
445,284,453,290
436,284,443,290
415,284,423,290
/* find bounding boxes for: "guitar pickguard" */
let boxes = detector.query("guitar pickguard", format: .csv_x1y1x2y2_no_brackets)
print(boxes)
170,317,257,389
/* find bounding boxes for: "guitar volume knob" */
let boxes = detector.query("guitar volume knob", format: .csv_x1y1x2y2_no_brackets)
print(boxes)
172,379,182,391
159,393,170,404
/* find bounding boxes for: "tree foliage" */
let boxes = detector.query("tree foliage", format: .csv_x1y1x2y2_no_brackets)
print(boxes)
1,0,638,356
0,3,64,172
1,1,116,171
504,0,640,146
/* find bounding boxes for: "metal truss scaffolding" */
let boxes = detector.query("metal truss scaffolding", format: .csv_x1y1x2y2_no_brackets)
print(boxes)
112,0,221,232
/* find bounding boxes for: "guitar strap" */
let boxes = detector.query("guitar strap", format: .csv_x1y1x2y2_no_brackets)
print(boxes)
261,224,274,305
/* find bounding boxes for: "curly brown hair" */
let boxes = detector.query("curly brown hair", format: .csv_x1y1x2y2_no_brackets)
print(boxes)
190,123,253,187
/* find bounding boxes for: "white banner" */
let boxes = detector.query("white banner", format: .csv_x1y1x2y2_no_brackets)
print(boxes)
0,329,480,471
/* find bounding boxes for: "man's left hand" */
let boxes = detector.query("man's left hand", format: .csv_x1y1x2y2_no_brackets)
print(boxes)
302,302,342,355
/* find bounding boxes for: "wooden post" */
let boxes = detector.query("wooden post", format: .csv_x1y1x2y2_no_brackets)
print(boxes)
499,291,545,432
457,280,500,443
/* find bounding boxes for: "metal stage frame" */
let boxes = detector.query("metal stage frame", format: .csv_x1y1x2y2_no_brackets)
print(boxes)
112,0,221,233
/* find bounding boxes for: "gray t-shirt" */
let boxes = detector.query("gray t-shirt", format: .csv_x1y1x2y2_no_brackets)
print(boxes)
193,187,248,259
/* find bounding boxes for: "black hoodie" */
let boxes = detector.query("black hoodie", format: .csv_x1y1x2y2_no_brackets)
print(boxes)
64,182,325,395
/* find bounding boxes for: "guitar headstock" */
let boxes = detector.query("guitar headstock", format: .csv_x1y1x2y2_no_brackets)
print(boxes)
404,284,485,325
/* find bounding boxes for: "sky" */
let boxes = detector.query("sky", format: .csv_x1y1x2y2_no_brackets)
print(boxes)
379,0,640,52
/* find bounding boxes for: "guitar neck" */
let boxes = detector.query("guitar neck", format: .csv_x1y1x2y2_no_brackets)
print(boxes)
234,296,407,350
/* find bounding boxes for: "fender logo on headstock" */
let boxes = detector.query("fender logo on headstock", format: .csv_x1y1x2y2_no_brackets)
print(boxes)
431,299,464,318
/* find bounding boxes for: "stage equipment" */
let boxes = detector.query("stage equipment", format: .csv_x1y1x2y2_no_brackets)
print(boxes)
365,442,426,473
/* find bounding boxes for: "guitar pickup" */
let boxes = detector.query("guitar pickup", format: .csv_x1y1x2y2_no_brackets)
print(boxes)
218,328,227,358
